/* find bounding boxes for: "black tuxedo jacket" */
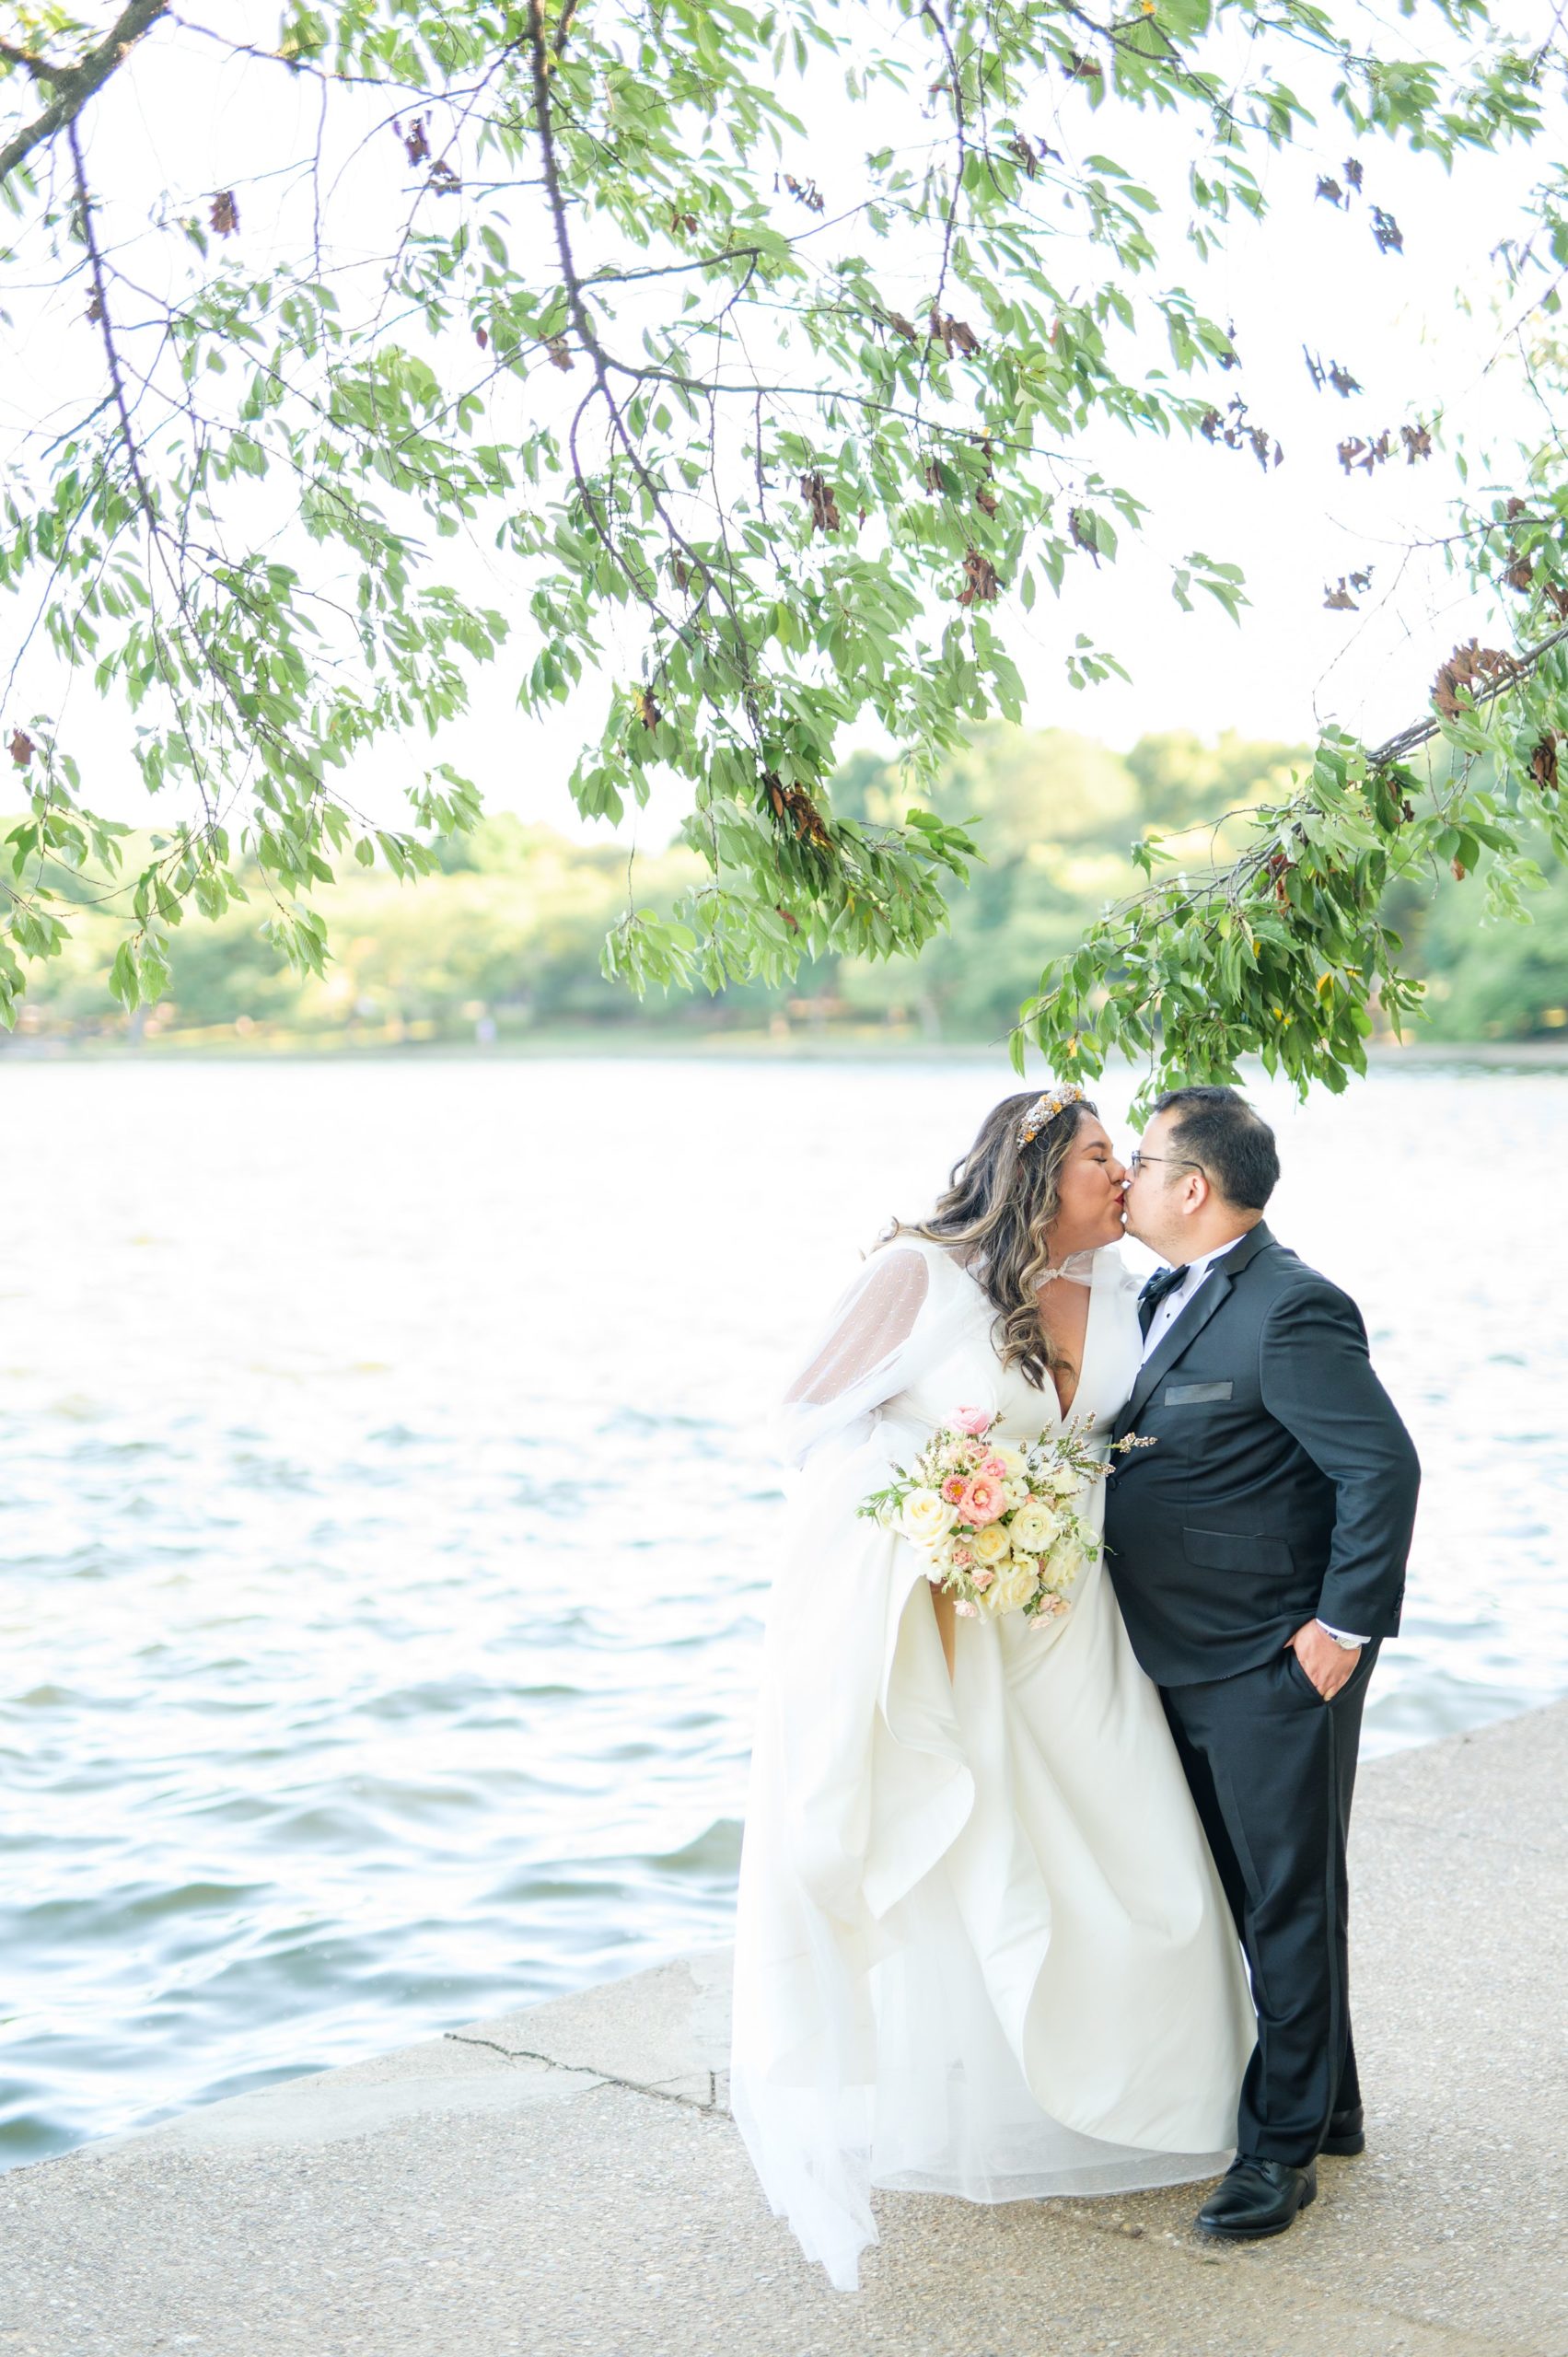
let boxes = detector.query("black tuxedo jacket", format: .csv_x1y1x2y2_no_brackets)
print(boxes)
1103,1222,1419,1688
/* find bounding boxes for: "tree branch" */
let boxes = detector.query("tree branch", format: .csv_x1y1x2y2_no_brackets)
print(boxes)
1366,621,1568,770
0,0,168,186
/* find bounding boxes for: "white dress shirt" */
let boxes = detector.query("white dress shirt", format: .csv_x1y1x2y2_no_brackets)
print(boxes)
1139,1239,1366,1650
1138,1241,1231,1364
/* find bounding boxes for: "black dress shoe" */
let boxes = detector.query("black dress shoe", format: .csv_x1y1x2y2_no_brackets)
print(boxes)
1319,2102,1365,2156
1195,2155,1317,2240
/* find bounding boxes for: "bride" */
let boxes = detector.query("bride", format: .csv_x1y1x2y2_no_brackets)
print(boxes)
729,1084,1255,2290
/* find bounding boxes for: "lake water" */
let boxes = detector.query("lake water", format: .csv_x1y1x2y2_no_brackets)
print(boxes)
1,1054,1564,2167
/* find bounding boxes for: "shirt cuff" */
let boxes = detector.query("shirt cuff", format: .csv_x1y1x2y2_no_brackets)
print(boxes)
1316,1620,1366,1648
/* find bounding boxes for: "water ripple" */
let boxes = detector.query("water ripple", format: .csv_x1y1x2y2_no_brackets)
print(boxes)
0,1055,1563,2169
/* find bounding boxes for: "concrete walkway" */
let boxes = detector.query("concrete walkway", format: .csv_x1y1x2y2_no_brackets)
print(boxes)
3,1704,1564,2357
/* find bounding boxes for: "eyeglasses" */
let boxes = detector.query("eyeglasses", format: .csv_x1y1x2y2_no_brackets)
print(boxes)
1127,1152,1202,1178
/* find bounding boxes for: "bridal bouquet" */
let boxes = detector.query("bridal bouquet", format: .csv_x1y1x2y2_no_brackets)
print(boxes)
858,1408,1152,1625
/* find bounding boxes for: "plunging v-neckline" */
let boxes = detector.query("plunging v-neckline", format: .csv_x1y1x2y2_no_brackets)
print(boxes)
1042,1262,1100,1422
948,1249,1108,1432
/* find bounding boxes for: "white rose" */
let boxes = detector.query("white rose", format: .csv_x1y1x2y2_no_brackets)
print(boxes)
1009,1498,1062,1553
970,1519,1012,1568
1047,1467,1081,1499
991,1446,1027,1479
988,1556,1040,1615
900,1488,958,1549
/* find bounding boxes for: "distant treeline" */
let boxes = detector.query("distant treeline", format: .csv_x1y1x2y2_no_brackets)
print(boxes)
6,727,1567,1049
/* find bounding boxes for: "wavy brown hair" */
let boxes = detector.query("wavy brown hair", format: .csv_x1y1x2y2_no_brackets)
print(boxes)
889,1090,1098,1389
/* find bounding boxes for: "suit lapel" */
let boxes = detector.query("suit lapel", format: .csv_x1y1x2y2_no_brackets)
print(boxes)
1121,1222,1276,1429
1123,1271,1232,1426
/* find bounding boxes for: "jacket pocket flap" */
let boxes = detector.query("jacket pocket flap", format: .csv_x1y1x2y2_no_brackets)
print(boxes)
1182,1526,1294,1574
1164,1380,1233,1405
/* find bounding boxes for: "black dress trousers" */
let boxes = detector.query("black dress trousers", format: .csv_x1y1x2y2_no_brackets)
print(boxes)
1159,1640,1379,2166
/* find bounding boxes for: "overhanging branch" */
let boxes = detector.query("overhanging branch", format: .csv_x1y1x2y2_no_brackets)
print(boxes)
0,0,168,186
1366,619,1568,769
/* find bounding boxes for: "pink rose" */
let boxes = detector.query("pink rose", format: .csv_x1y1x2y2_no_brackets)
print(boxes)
949,1406,993,1436
958,1474,1006,1526
980,1452,1008,1480
971,1565,994,1590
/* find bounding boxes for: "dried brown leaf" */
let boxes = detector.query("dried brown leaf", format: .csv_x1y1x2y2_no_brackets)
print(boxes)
1531,732,1560,794
8,728,36,766
1432,638,1518,718
928,309,981,359
958,548,1002,605
396,115,431,167
774,784,831,850
781,172,824,214
209,191,239,237
799,471,841,535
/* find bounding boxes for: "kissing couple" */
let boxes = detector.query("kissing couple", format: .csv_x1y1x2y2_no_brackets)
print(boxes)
730,1083,1419,2292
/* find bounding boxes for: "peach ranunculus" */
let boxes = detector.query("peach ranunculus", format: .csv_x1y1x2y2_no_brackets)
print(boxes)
958,1472,1006,1526
949,1406,993,1436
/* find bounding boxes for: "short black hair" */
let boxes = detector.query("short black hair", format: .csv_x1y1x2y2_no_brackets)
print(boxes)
1153,1085,1279,1213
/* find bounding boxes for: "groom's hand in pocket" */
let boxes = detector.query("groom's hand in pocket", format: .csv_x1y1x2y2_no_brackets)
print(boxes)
1288,1619,1361,1701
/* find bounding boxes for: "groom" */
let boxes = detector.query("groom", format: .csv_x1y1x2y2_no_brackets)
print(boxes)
1104,1085,1419,2242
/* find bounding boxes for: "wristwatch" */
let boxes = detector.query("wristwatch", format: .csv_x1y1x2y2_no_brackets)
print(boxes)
1316,1620,1365,1651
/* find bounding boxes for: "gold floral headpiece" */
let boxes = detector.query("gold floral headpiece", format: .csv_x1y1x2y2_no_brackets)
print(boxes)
1017,1082,1085,1147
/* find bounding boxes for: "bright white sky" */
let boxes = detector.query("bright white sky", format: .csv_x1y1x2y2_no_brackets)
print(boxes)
1,0,1562,851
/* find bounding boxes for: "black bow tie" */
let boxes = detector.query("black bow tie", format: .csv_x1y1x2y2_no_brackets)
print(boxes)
1137,1263,1189,1335
1139,1263,1189,1310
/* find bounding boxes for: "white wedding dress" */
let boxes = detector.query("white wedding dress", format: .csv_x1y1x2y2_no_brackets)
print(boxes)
730,1237,1256,2291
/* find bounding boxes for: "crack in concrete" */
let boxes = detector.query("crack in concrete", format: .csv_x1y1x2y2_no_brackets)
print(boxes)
444,2032,725,2116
